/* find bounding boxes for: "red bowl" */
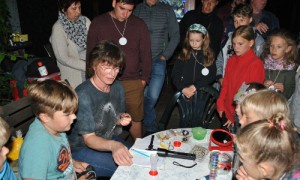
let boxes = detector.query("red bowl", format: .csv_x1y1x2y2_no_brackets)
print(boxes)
210,129,233,147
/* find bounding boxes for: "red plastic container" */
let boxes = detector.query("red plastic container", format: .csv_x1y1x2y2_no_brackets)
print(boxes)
209,129,234,151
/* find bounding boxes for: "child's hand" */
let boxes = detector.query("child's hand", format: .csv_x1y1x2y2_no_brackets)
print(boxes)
274,83,284,92
218,110,223,118
118,113,131,126
223,119,233,128
218,78,224,86
72,159,89,173
182,85,196,98
264,80,274,87
189,84,196,92
236,165,258,180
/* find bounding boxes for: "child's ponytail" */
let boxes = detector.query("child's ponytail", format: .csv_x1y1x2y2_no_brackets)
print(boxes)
235,112,299,178
268,112,297,132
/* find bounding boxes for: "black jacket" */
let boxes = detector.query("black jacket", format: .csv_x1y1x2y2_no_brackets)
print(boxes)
172,50,216,91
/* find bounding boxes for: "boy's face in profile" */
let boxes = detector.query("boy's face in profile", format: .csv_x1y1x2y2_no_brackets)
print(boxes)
0,146,9,171
42,111,76,135
239,109,262,128
233,15,253,28
235,103,243,120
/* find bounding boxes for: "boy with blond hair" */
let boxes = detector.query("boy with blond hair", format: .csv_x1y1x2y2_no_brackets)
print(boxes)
18,80,89,179
0,117,16,180
239,89,291,127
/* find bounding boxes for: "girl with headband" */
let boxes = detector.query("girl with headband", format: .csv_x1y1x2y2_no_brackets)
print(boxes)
172,23,216,127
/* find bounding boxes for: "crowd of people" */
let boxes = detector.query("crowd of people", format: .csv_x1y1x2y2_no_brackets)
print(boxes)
1,0,300,179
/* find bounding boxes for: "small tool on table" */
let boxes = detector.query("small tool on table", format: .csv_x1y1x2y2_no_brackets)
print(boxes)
147,135,154,150
157,148,196,160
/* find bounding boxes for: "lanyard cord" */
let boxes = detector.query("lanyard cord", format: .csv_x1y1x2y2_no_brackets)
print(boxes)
192,51,206,68
268,69,281,83
110,12,127,38
193,60,196,83
173,161,197,168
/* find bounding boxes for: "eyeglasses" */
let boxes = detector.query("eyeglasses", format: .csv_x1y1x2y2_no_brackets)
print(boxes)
99,65,120,73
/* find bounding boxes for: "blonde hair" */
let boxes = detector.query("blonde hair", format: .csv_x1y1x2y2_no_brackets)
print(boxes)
178,31,214,66
27,80,78,118
232,25,255,50
0,117,10,147
235,112,300,179
241,90,289,121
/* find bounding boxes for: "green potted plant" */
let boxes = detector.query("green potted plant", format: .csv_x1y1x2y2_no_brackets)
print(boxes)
0,1,14,104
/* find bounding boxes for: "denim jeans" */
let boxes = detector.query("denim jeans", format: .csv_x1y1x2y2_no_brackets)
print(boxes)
71,136,131,177
144,57,166,132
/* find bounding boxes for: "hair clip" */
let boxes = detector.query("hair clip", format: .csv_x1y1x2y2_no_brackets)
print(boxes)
279,120,286,130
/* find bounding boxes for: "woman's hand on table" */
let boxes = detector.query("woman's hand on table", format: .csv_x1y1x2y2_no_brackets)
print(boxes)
110,141,133,166
236,165,258,180
118,113,131,126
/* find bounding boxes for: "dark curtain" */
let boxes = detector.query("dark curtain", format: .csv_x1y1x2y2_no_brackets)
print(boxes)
17,0,57,57
16,0,299,57
265,0,300,35
16,0,112,57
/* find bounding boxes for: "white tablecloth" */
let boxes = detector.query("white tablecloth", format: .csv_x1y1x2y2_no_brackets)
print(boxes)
111,128,233,180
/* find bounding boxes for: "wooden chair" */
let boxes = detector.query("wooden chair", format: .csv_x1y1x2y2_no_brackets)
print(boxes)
0,96,35,136
158,86,219,131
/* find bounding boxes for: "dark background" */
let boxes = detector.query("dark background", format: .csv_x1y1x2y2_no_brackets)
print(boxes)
16,0,300,57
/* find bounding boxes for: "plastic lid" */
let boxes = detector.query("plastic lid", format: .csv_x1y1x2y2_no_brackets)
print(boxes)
173,141,182,147
37,61,43,66
149,170,158,176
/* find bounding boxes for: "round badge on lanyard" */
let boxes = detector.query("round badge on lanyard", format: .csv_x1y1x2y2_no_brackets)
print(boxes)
202,67,209,76
119,37,127,46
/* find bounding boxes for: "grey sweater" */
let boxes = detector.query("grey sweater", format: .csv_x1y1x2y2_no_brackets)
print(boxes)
289,67,300,132
134,1,180,59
